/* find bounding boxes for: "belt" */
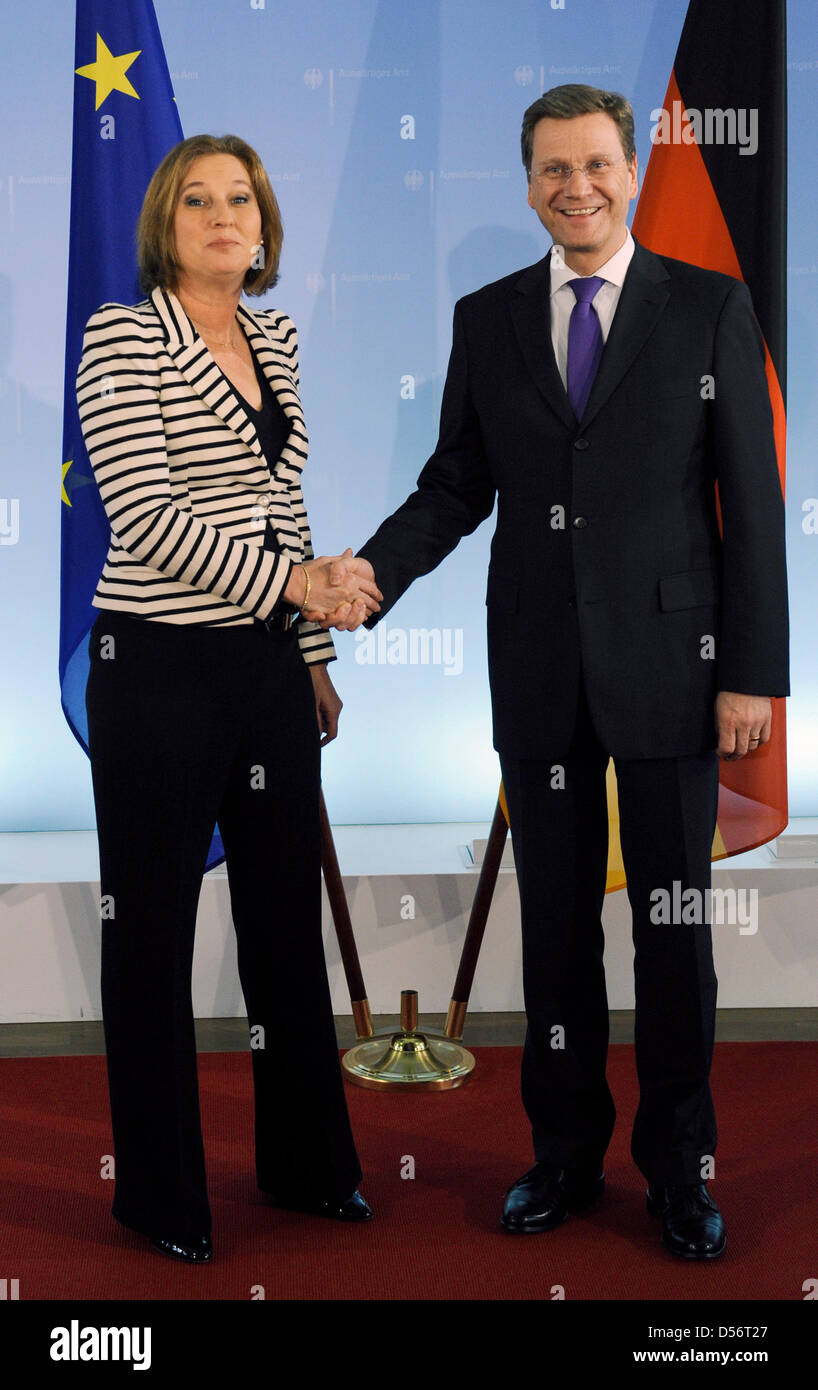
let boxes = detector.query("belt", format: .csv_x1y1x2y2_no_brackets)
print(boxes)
254,608,298,632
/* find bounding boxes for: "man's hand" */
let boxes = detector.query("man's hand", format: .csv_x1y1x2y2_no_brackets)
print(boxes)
285,550,382,629
310,664,343,745
715,691,772,760
311,550,382,632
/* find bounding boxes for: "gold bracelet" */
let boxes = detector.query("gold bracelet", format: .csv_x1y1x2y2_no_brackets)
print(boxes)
299,564,311,612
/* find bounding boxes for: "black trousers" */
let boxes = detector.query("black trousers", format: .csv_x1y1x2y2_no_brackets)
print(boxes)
499,677,720,1187
85,609,361,1241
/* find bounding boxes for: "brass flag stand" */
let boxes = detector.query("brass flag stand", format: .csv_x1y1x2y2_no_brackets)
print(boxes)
341,987,476,1091
321,791,511,1091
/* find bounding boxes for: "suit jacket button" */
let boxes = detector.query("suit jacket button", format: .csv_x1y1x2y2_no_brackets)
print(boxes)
572,516,589,529
574,438,590,450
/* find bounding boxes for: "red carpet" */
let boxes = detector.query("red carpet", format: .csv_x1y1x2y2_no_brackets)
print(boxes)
0,1043,814,1301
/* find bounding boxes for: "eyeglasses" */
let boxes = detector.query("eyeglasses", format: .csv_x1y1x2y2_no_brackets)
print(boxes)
530,156,629,184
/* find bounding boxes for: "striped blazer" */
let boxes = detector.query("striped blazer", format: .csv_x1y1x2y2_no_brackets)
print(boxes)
75,284,335,665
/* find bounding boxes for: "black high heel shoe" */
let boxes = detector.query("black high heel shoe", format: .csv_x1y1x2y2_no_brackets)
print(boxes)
149,1233,213,1262
315,1190,373,1222
263,1188,374,1221
115,1213,213,1261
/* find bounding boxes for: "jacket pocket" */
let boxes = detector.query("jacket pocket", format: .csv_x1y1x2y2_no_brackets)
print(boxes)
658,569,720,612
485,575,520,614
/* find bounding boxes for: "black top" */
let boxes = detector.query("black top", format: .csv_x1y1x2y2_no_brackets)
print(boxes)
232,348,293,568
232,347,291,475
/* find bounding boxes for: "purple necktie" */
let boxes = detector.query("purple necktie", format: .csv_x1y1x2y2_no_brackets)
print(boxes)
566,275,605,419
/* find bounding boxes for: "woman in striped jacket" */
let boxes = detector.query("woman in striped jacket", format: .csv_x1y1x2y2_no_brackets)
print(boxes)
77,134,381,1263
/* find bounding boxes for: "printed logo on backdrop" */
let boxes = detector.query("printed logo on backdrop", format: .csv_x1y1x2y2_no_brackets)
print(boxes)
305,273,326,294
336,67,410,79
517,64,622,89
438,169,510,182
404,170,425,192
549,64,622,77
303,68,323,89
338,273,410,284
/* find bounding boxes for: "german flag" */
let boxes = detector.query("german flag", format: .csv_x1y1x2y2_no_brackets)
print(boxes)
627,0,788,881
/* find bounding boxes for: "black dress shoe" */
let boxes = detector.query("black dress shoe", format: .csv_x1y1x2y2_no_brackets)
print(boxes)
500,1161,605,1234
265,1189,374,1221
647,1183,726,1260
149,1234,213,1263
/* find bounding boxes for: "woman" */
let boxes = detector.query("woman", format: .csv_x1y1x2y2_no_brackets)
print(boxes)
77,134,381,1262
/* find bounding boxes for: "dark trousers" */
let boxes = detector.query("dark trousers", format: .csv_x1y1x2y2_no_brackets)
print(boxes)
499,677,720,1187
85,609,361,1241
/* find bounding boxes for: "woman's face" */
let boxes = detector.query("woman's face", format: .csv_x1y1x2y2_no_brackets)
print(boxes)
172,152,263,291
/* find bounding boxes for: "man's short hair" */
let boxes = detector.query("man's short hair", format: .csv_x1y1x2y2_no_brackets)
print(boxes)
521,84,636,176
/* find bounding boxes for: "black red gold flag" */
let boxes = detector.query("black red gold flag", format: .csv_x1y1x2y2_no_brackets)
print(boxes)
629,0,788,874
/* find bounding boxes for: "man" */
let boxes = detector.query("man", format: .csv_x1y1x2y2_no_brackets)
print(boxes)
339,85,789,1258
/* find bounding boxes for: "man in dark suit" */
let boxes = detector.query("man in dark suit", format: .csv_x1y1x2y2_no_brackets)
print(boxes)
345,85,789,1258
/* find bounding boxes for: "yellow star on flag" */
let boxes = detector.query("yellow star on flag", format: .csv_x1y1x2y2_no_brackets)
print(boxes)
75,34,141,111
61,460,73,506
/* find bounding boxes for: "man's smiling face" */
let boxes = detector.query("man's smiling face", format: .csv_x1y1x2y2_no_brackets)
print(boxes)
526,111,638,273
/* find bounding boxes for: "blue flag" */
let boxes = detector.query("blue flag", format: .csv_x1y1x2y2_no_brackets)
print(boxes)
60,0,225,869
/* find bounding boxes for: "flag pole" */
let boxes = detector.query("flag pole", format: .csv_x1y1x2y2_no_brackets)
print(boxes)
444,795,509,1040
319,789,374,1039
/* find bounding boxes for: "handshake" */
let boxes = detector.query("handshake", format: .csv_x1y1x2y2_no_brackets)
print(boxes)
282,548,382,632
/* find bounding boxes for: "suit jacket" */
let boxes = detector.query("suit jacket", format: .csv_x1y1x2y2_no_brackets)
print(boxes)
75,285,335,665
358,239,789,760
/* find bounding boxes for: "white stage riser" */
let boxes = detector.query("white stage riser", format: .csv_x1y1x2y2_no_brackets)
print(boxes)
1,868,816,1024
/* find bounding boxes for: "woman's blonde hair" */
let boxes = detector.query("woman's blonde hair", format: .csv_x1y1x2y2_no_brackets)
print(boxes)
137,134,283,296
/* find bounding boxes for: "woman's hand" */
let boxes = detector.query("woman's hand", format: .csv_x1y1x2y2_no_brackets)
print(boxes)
310,664,343,745
315,552,382,631
283,550,382,627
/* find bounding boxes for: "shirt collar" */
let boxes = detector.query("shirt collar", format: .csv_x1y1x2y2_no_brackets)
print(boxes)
549,227,635,296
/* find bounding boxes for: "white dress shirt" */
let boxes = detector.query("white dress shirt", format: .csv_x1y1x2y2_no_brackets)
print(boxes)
549,228,635,388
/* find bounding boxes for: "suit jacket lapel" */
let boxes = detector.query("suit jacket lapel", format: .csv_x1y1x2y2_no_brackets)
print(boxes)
150,286,307,477
509,255,576,429
508,240,671,430
579,239,670,428
235,300,308,476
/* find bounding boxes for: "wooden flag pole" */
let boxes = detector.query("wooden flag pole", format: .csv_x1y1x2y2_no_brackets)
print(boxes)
444,795,509,1040
319,789,374,1039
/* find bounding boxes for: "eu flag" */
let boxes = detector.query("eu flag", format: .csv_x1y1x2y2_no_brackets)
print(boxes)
60,0,224,869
